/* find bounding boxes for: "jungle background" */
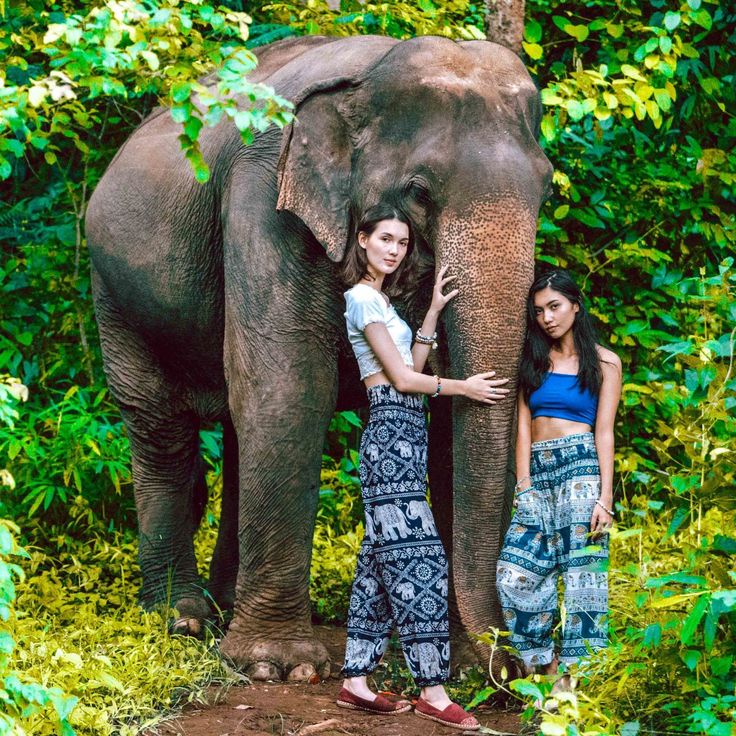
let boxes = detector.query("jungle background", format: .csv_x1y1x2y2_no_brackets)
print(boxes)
0,0,734,734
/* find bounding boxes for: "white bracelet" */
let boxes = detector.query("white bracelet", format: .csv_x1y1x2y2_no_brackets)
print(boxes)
415,330,438,349
596,499,615,516
514,476,531,491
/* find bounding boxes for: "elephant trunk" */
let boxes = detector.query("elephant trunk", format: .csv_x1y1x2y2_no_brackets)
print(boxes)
438,197,537,654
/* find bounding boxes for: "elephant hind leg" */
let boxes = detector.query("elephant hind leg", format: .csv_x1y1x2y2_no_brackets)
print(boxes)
127,408,211,631
93,275,211,632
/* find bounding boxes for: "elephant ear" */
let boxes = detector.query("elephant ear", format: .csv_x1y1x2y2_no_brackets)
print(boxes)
277,78,358,262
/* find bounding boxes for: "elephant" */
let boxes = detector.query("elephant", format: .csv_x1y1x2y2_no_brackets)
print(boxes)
395,582,416,601
525,611,553,637
365,442,381,462
407,641,444,679
85,34,551,680
372,504,412,541
436,576,449,597
565,613,584,637
359,576,379,597
394,439,413,459
405,499,438,535
344,636,388,672
502,607,517,633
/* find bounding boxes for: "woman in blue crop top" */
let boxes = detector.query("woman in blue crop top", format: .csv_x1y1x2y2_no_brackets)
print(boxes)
336,202,510,730
496,269,621,691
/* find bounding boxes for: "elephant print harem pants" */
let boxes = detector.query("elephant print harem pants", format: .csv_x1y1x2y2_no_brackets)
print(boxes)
342,385,450,687
496,433,609,667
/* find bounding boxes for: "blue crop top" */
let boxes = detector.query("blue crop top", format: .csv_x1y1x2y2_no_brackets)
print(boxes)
344,284,414,380
528,373,599,426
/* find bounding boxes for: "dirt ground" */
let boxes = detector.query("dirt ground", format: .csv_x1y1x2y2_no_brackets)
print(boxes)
146,627,521,736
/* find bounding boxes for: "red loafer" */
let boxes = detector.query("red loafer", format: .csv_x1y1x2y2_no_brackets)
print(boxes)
414,698,480,730
336,688,412,714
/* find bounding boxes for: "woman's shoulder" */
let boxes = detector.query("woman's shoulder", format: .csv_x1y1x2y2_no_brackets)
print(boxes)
344,283,386,306
596,345,622,373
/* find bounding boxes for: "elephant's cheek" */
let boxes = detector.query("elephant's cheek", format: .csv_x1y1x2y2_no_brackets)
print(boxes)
437,196,537,639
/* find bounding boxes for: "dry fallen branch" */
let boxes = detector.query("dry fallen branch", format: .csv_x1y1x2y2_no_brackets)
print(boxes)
295,718,345,735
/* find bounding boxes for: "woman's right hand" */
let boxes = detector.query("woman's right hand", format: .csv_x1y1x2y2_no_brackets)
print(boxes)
463,371,511,404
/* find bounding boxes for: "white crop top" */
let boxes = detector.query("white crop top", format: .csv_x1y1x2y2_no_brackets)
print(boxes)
344,284,414,380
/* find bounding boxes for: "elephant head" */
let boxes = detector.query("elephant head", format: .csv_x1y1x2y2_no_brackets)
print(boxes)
277,37,552,664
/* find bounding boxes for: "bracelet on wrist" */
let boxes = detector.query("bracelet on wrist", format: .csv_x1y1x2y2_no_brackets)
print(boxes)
514,476,531,492
430,374,442,398
595,499,615,516
513,485,534,507
415,330,438,349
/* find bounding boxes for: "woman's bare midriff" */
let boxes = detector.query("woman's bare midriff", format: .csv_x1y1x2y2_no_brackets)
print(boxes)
532,416,592,442
363,371,392,388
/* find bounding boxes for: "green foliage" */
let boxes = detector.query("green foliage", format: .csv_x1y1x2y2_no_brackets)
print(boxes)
528,0,734,279
526,1,723,131
1,386,131,518
10,511,233,736
0,521,79,736
1,384,78,735
310,461,363,623
0,377,231,735
260,0,485,40
0,0,293,182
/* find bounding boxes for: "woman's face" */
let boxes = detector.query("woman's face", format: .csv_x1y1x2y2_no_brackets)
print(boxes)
358,218,410,280
533,286,579,340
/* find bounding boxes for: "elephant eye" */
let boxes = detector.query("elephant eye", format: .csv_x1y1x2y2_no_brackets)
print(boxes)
405,177,430,198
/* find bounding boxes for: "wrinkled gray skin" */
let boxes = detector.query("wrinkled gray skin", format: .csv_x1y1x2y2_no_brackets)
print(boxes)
86,35,552,681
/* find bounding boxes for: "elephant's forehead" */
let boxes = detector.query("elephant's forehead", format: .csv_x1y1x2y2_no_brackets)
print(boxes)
417,70,524,96
375,39,533,93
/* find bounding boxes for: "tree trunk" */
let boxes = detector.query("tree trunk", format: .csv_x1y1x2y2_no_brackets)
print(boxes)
484,0,525,54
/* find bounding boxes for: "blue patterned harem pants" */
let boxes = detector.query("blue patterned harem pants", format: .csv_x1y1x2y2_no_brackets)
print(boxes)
496,433,609,667
342,385,450,687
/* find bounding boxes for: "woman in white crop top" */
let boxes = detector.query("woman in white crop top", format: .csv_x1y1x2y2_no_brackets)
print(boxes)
335,202,510,730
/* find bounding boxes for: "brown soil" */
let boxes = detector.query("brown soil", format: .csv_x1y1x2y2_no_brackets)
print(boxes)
146,627,521,736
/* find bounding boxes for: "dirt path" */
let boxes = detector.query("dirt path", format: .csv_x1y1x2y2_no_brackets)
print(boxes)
151,680,521,736
148,627,521,736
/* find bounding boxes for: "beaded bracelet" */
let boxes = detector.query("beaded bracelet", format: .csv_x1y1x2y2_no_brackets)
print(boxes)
513,485,534,507
415,330,437,345
415,331,438,350
431,375,442,398
596,499,615,516
514,475,531,492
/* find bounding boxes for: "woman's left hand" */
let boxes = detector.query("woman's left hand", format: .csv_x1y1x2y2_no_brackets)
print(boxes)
430,265,459,313
590,502,613,538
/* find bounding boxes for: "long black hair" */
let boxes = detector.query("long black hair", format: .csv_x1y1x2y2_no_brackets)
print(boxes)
519,269,602,400
341,202,416,297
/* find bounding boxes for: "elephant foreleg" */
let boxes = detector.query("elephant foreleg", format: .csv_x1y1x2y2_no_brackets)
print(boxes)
219,319,336,681
428,396,475,668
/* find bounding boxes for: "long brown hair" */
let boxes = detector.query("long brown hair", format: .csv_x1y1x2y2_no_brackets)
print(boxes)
341,202,416,297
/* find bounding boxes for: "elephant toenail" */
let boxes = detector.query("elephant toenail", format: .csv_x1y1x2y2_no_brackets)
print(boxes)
287,663,317,681
319,661,332,680
246,661,281,681
171,617,201,637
